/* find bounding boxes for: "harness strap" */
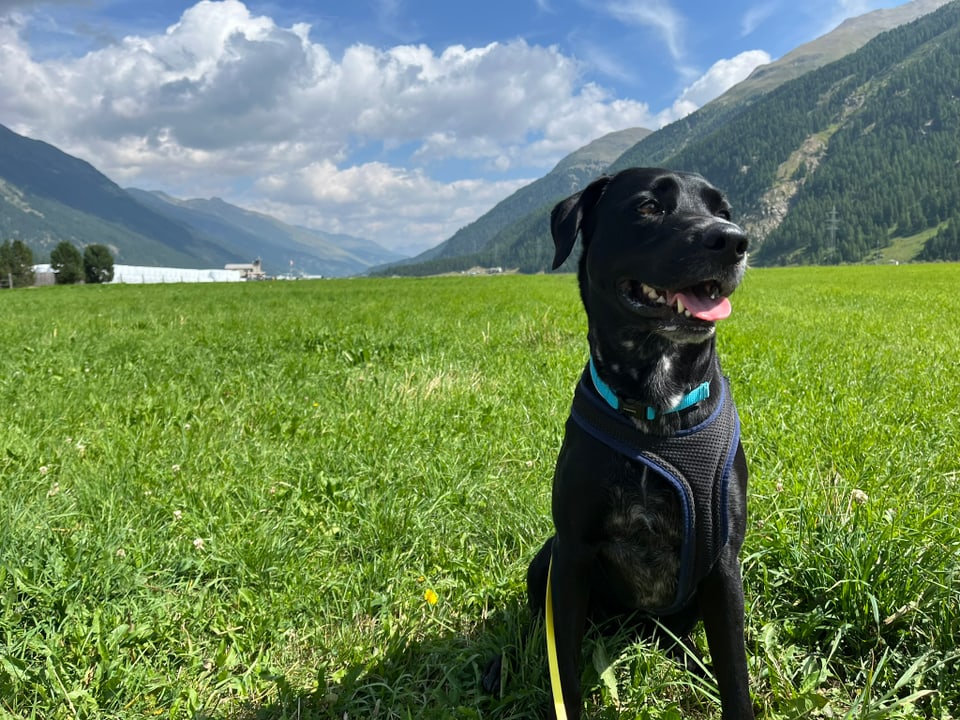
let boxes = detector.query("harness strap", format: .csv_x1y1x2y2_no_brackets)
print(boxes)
570,363,740,613
546,555,569,720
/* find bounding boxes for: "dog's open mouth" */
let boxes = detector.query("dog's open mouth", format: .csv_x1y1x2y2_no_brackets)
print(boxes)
618,279,732,322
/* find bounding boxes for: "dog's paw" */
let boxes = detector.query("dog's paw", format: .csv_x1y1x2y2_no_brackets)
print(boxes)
481,654,503,695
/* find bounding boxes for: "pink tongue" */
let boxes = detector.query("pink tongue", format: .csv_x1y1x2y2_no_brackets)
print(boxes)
670,290,732,321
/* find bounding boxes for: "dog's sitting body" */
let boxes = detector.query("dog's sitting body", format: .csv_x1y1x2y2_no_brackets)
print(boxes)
528,168,753,719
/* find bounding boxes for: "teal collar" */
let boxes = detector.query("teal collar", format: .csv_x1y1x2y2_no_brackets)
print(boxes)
588,356,711,421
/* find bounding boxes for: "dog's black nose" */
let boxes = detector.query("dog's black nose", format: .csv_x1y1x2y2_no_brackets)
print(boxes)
703,224,749,260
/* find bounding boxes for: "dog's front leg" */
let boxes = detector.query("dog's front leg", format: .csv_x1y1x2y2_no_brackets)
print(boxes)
699,549,754,720
548,537,594,720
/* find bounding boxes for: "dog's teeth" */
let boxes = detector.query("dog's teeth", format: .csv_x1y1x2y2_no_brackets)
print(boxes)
676,298,685,314
684,310,692,318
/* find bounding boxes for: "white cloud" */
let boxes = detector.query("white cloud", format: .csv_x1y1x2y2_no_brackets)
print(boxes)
526,84,655,161
834,0,876,14
599,0,685,60
253,160,532,254
575,39,639,85
660,50,772,124
741,2,780,37
0,0,669,250
2,2,650,165
1,1,647,167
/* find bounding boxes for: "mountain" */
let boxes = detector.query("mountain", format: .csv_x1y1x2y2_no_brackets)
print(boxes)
705,0,952,111
670,0,960,264
610,0,953,173
126,190,404,277
0,123,402,276
0,124,231,268
374,127,651,274
392,0,960,272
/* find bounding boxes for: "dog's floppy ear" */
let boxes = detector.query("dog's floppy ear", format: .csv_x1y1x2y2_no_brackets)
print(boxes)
550,176,611,269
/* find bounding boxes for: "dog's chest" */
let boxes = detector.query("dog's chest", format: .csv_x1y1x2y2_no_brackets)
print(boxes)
598,460,683,610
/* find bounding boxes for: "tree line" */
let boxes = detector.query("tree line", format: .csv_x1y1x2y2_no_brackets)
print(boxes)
0,240,115,288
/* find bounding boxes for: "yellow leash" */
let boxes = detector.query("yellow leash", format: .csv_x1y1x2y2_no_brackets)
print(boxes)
545,555,569,720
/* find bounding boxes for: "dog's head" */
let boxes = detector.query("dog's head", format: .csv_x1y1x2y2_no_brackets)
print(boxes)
551,167,748,346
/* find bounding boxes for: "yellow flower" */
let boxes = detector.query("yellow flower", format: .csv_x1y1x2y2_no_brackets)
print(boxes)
424,589,438,605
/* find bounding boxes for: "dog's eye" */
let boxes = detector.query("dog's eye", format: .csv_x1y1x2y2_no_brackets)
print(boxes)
637,200,662,217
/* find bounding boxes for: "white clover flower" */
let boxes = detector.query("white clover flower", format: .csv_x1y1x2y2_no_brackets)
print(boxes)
850,489,869,505
193,537,205,550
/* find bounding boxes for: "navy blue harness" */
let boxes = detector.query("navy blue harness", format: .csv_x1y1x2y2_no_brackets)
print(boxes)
570,363,741,614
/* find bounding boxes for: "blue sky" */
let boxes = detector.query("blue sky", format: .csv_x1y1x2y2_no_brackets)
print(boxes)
0,0,920,254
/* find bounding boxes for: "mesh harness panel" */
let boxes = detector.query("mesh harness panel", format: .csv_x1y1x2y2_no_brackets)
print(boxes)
569,365,741,614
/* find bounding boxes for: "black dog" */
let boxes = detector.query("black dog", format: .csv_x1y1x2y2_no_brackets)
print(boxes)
523,168,752,719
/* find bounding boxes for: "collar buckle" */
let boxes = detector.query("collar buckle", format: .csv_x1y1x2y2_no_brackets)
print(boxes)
618,398,647,419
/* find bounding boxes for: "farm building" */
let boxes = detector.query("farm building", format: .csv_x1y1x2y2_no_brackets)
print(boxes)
224,258,267,280
111,265,245,284
31,264,245,284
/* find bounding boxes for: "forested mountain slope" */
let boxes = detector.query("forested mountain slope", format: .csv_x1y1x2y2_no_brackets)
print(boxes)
720,1,960,263
609,0,952,172
392,0,960,272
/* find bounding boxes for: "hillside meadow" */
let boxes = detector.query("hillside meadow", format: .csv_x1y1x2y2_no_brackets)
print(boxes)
0,265,957,719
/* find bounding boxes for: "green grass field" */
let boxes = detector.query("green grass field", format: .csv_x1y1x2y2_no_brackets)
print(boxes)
1,265,958,719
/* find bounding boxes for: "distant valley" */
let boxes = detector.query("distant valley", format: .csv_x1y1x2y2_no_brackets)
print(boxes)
0,124,404,277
